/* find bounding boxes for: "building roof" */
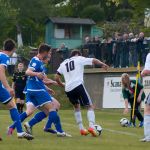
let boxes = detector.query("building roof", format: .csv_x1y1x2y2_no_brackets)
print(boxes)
46,17,96,25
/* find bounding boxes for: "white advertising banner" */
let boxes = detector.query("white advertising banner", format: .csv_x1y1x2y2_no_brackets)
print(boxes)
103,77,135,108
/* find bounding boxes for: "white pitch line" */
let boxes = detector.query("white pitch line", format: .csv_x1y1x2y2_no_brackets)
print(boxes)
103,128,139,137
62,122,140,137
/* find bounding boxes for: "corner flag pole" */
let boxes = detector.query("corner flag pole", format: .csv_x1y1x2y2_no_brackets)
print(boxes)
132,61,140,120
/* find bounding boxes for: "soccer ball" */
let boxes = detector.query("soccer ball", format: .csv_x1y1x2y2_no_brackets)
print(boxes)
120,118,129,127
94,124,102,136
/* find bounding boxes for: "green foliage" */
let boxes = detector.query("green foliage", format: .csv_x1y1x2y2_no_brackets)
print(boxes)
81,5,105,22
16,47,31,60
102,21,133,37
0,0,18,45
0,0,149,49
115,9,133,21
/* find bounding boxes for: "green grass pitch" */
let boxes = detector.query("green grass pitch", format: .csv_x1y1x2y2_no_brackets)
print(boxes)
0,109,150,150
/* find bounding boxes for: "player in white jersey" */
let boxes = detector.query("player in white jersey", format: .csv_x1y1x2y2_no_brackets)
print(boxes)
141,53,150,142
55,50,109,136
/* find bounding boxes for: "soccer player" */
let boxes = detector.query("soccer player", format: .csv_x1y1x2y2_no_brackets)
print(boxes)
140,53,150,142
55,50,109,136
0,39,33,140
121,73,145,127
12,63,27,113
8,43,71,137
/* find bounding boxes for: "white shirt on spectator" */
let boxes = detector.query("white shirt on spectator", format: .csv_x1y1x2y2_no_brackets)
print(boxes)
10,52,18,65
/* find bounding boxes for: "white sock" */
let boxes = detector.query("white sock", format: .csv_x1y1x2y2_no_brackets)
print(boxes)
144,115,150,140
74,111,84,130
87,110,95,128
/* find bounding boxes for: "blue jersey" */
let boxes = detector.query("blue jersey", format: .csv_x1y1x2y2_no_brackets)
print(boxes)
0,52,10,88
26,56,46,91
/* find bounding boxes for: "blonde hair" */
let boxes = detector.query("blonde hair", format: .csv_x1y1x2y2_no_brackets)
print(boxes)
121,73,130,89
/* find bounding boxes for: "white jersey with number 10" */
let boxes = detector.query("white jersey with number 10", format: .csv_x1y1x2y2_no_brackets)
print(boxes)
57,56,93,92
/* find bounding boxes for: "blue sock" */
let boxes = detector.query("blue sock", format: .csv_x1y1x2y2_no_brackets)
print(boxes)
9,108,23,133
9,112,27,129
28,111,46,127
45,111,63,133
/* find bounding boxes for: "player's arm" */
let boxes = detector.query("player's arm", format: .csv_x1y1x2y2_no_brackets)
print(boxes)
45,85,55,95
0,65,10,89
26,68,44,80
141,70,150,77
55,73,65,87
92,58,109,70
0,65,14,96
141,53,150,77
43,76,59,86
137,89,144,103
123,99,129,114
137,82,144,103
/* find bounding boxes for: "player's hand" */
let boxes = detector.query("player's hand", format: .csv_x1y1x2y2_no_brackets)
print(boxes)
123,108,129,114
47,88,55,95
7,87,15,97
43,74,48,80
44,79,57,86
102,64,109,70
36,72,44,80
61,82,65,87
141,72,147,77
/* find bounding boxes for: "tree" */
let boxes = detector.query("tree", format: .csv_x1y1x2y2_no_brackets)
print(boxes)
81,5,105,22
0,0,18,45
115,9,133,21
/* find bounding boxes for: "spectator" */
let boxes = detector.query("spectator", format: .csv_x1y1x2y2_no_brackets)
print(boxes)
128,33,137,67
136,32,145,65
102,37,113,65
112,33,122,68
57,43,69,61
10,51,18,65
81,36,90,57
8,51,18,75
121,33,129,68
82,36,95,58
101,39,107,63
94,36,101,60
80,31,150,68
143,36,150,64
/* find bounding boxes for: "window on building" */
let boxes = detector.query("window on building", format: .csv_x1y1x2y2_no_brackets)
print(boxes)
54,24,80,39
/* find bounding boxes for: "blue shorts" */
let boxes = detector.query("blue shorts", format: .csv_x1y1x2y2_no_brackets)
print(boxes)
26,90,52,107
0,87,12,104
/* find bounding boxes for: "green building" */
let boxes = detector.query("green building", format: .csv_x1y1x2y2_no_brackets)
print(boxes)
45,17,103,49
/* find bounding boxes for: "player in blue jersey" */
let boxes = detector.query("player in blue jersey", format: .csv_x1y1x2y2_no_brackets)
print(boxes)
0,39,33,140
8,44,71,137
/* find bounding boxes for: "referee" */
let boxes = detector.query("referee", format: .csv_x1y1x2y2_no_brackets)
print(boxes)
12,63,27,113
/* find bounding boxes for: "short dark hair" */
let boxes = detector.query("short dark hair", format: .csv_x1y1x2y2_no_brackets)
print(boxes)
3,39,16,51
38,43,51,54
70,49,81,57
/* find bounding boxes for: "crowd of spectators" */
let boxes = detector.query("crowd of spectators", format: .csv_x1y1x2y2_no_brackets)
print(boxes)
81,32,150,68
